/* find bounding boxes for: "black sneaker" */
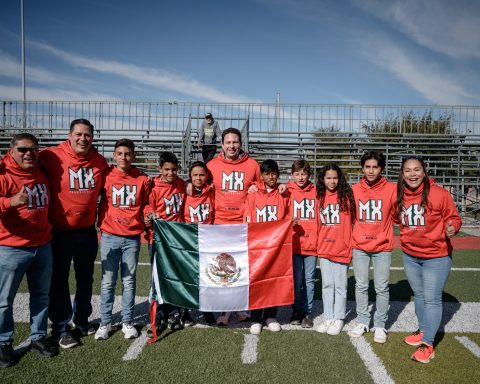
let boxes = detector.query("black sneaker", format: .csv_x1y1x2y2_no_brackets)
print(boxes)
74,323,96,336
290,311,304,325
301,314,314,328
203,312,216,326
58,333,79,349
31,337,59,358
146,320,166,338
0,343,15,368
168,310,183,331
182,310,194,328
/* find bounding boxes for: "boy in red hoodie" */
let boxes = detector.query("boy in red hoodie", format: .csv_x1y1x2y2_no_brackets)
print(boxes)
0,134,58,367
244,159,289,335
348,151,396,343
39,119,108,349
288,160,318,328
94,139,150,341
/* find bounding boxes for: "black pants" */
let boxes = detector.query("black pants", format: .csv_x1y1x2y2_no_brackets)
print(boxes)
202,145,217,163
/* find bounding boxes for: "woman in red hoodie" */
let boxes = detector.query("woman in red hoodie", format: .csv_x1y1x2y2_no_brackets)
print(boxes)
397,156,462,364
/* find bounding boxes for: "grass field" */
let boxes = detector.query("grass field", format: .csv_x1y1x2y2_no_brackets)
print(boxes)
4,243,480,384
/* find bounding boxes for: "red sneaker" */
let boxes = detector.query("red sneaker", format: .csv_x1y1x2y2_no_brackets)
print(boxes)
411,343,435,363
404,330,424,346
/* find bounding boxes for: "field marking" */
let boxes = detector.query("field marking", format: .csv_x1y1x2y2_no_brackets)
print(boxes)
122,331,148,361
350,335,395,384
241,334,259,364
455,336,480,358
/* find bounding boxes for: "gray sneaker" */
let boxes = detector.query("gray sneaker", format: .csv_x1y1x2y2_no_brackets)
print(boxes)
58,334,79,349
95,323,112,340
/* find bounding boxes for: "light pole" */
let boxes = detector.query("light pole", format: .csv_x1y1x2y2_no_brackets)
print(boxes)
21,0,26,129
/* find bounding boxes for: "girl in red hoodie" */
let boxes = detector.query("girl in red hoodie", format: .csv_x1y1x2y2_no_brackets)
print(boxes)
315,164,355,336
397,156,461,364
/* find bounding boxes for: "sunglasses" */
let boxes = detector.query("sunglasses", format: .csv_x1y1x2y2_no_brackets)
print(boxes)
15,147,38,154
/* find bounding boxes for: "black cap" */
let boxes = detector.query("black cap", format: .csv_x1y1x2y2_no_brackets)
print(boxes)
205,113,213,119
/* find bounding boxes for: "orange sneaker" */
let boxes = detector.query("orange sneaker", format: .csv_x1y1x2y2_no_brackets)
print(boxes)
404,330,424,346
411,343,435,363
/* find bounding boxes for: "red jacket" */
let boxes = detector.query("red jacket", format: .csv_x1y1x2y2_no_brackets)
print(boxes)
399,180,462,258
0,152,51,247
98,165,151,236
352,177,396,252
207,152,261,224
183,183,215,224
317,191,353,264
288,180,318,256
244,181,290,223
38,140,108,229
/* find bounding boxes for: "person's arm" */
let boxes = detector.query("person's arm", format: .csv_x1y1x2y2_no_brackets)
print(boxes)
198,122,205,146
443,192,462,237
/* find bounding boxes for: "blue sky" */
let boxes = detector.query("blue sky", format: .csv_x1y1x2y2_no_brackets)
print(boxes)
1,0,479,105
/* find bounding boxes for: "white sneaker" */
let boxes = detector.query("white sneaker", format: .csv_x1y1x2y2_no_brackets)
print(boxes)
373,327,388,343
327,320,344,335
122,323,139,339
316,319,334,333
348,323,369,338
250,322,262,335
94,323,111,340
265,318,281,332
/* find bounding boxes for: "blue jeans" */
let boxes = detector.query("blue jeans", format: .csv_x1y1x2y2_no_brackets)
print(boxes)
352,249,391,328
100,233,140,324
403,252,451,346
0,243,52,344
49,226,98,337
292,254,317,315
320,258,348,320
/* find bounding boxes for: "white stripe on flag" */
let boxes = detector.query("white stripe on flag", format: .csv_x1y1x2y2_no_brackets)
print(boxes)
198,224,249,311
152,257,164,304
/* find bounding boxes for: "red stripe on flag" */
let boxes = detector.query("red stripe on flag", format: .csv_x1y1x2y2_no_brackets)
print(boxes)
248,219,294,310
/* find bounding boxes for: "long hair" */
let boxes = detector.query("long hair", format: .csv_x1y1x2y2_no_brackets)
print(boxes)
316,163,356,219
396,156,430,220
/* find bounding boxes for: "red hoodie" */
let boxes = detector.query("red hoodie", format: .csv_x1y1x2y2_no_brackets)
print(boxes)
288,180,318,256
352,177,396,252
207,151,261,224
0,152,51,247
183,183,215,224
244,181,290,223
317,191,353,264
144,176,185,243
38,140,108,230
399,179,462,258
98,165,151,236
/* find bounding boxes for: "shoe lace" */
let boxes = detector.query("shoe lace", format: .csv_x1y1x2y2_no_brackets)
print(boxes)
412,329,422,336
417,343,431,352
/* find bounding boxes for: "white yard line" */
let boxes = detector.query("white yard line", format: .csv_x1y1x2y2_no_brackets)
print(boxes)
241,334,259,364
122,331,148,361
455,336,480,358
350,336,395,384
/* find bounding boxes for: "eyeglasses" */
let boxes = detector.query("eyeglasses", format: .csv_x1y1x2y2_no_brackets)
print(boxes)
15,147,38,154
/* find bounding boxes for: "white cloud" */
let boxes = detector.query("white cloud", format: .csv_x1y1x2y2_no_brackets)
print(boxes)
356,0,480,60
31,41,257,103
0,84,117,101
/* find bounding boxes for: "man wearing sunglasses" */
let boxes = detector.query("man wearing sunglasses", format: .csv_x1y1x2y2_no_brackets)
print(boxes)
39,119,108,349
0,134,58,367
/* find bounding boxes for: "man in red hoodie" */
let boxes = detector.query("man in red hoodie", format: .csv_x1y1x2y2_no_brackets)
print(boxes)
39,119,108,349
348,151,396,344
0,134,58,367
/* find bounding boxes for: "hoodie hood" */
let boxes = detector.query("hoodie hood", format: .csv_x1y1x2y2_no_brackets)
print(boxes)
404,178,435,198
2,152,41,182
217,150,250,165
287,179,314,192
59,140,100,164
357,176,390,192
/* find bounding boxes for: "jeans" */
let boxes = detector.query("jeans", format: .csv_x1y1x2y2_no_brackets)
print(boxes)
352,249,391,328
320,258,348,320
403,252,451,346
100,233,140,324
0,243,52,344
292,254,317,315
49,226,98,337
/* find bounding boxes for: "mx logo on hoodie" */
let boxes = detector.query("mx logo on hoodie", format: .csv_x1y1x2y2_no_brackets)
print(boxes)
358,199,383,222
320,204,340,225
111,185,137,207
25,183,48,209
68,167,95,190
164,193,183,216
221,171,245,191
401,204,425,227
293,199,315,219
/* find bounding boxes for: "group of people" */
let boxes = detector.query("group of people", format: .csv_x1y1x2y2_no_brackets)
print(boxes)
0,116,461,368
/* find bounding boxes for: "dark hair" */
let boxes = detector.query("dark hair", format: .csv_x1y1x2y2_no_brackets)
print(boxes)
316,163,356,219
114,138,135,153
396,156,430,220
189,161,208,177
291,159,311,175
221,127,242,144
360,151,386,169
260,159,279,174
159,151,178,167
10,133,39,148
70,118,94,134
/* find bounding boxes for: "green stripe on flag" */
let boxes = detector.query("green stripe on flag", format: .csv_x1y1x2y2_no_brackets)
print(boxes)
153,220,200,309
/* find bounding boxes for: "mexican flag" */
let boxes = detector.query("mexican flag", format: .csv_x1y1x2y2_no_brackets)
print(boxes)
151,218,293,312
